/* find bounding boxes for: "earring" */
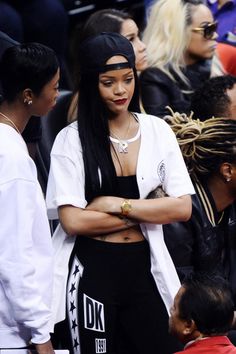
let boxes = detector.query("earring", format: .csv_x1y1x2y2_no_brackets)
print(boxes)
226,177,231,182
28,100,33,105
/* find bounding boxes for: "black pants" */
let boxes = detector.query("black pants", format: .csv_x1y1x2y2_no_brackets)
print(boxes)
53,237,182,354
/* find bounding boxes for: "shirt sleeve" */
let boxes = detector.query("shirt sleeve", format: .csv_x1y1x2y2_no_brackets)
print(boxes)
46,124,87,220
0,178,51,344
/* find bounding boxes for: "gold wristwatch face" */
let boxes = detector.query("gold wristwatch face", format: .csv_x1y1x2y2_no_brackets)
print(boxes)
121,200,132,215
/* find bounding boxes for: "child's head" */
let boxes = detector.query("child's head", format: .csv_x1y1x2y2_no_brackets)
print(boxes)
169,273,234,344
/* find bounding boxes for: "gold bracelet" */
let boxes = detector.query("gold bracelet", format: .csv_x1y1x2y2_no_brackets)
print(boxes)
121,199,132,216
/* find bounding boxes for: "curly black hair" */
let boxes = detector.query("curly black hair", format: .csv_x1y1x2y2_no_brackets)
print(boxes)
190,75,236,121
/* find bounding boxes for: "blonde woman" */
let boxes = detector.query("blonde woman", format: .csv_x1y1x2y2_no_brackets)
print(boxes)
140,0,220,117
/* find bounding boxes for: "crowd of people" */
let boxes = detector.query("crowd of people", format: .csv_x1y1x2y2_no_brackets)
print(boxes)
1,0,236,353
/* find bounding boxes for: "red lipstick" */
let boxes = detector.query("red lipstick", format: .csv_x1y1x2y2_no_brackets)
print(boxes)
114,98,128,105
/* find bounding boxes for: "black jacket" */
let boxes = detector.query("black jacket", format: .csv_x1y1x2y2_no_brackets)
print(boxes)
163,183,236,303
140,60,211,118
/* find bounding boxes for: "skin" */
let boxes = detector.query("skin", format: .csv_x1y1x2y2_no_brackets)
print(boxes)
0,68,60,134
218,0,231,8
185,4,218,65
59,55,192,242
98,55,135,118
67,18,147,123
169,286,200,345
26,68,60,118
121,19,148,72
208,162,236,212
34,339,55,354
227,84,236,119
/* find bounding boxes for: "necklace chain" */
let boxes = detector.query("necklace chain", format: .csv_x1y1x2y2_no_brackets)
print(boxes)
109,127,141,153
109,113,140,153
0,111,21,134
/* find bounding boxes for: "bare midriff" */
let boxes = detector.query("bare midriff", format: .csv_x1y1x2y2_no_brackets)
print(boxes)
92,225,145,243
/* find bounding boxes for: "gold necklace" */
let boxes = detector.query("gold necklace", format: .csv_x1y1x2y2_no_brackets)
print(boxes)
0,111,21,134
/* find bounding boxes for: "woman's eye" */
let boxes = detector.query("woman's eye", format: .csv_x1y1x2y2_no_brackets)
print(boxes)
101,81,113,87
125,77,133,84
128,36,135,43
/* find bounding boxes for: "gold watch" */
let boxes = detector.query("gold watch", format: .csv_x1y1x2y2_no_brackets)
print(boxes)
121,199,132,216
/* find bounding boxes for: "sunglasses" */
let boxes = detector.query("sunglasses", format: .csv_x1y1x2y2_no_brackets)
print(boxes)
191,21,218,40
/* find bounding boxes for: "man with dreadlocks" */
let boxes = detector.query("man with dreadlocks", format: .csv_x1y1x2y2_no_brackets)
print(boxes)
163,114,236,310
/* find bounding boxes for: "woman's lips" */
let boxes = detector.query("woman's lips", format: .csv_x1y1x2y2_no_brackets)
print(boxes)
113,98,128,105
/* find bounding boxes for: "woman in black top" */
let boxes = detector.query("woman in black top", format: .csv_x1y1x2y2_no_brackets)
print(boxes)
140,0,220,117
46,32,194,354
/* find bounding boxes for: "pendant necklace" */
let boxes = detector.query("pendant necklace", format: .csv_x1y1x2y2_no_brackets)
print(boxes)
109,113,140,153
0,111,21,134
110,127,141,153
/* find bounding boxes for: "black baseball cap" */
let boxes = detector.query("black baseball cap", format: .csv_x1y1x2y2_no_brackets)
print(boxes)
78,32,135,74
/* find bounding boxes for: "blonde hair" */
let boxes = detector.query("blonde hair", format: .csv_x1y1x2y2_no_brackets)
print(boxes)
166,110,236,180
143,0,203,84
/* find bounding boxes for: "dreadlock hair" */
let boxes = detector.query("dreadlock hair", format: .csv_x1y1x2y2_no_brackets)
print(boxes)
166,110,236,182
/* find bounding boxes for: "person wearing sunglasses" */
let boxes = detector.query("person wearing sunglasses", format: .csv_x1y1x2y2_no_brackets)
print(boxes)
139,0,221,118
191,20,218,39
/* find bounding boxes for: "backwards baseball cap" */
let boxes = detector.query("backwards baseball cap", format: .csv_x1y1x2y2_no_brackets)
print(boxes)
78,32,135,74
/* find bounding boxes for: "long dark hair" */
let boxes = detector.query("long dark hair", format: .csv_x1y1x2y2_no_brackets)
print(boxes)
78,68,140,203
79,8,131,43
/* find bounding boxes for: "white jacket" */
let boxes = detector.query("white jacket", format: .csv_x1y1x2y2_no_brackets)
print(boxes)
46,113,195,328
0,124,53,347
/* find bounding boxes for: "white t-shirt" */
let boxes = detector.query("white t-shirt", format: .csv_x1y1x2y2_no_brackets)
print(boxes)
46,113,195,327
0,123,53,347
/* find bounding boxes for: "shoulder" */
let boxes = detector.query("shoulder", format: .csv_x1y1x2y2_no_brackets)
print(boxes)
52,121,82,155
0,139,36,184
140,67,172,84
136,112,174,132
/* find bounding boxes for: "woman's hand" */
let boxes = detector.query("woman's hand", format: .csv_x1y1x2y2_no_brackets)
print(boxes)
86,196,123,214
33,340,54,354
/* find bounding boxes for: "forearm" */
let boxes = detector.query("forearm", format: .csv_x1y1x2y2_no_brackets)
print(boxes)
59,206,135,236
128,196,191,224
109,195,192,224
86,195,192,225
